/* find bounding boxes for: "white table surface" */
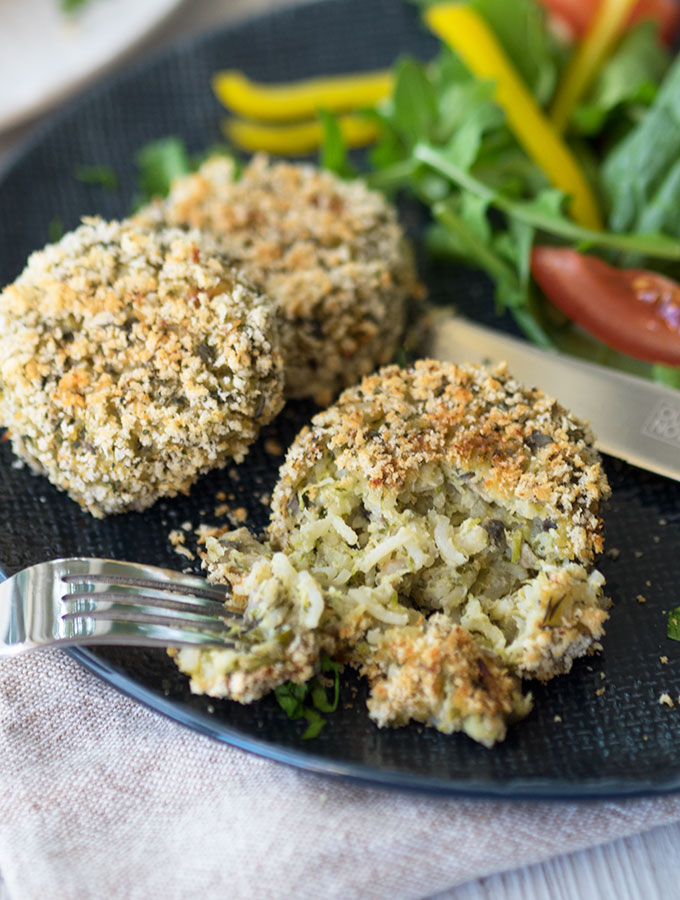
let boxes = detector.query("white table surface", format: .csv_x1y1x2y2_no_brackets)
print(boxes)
0,1,678,898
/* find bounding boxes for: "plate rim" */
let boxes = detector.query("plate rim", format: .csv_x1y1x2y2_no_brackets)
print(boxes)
67,646,680,801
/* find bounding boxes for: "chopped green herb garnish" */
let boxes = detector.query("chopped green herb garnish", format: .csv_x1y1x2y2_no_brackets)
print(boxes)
74,164,118,192
274,654,342,739
61,0,91,12
48,217,64,243
668,609,680,642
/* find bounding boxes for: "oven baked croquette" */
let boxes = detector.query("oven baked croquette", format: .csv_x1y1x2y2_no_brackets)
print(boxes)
0,218,284,517
172,360,611,746
135,154,420,405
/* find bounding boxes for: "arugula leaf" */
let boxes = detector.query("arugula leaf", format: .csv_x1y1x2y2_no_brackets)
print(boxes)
415,143,680,261
668,608,680,642
438,82,505,168
411,0,561,105
135,136,191,204
572,22,670,138
318,109,357,178
470,0,561,105
432,199,553,347
653,365,680,389
391,57,438,148
74,164,118,192
602,54,680,240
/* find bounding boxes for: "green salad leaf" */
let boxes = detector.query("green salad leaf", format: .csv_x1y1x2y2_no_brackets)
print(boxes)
135,136,191,205
412,0,562,105
318,109,357,177
133,137,236,207
603,54,680,243
572,22,671,138
653,365,680,389
316,1,680,382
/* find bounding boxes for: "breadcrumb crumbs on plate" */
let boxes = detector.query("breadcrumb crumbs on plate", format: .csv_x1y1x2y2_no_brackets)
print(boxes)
231,507,248,524
636,594,647,604
195,523,227,541
659,693,674,707
168,529,195,560
264,438,283,457
660,656,669,664
216,491,227,502
553,715,562,723
605,547,620,560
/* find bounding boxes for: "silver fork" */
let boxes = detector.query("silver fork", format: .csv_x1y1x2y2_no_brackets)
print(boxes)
0,557,249,656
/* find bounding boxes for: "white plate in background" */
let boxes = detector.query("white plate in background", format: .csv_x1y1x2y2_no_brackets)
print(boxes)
0,0,185,133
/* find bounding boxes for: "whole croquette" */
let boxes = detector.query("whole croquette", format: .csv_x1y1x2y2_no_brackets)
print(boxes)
0,217,284,517
172,360,610,746
135,154,421,405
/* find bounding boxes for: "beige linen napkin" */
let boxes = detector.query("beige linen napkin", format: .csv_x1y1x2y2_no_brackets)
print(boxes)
1,650,679,900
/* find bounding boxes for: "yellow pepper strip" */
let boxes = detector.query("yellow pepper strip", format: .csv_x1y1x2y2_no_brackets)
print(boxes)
550,0,638,134
213,69,393,123
424,3,603,231
223,115,380,156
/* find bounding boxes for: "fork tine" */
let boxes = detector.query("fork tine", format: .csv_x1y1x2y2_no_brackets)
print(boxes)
62,590,238,618
59,615,246,649
62,607,245,634
61,572,230,603
0,556,261,656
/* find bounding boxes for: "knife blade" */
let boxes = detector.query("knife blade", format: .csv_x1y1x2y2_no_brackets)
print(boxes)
424,316,680,482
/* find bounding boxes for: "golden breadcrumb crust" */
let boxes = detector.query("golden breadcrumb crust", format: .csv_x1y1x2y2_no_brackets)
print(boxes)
271,359,609,564
172,360,611,745
136,154,421,404
362,614,531,747
0,218,284,517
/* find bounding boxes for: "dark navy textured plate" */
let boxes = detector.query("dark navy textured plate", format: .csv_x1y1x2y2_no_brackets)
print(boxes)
1,0,680,798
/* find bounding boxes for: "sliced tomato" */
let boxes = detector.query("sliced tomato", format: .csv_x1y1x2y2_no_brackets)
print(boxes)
538,0,680,43
531,247,680,366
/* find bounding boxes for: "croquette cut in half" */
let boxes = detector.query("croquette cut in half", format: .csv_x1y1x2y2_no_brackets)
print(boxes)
172,359,611,747
135,154,421,405
0,218,284,517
